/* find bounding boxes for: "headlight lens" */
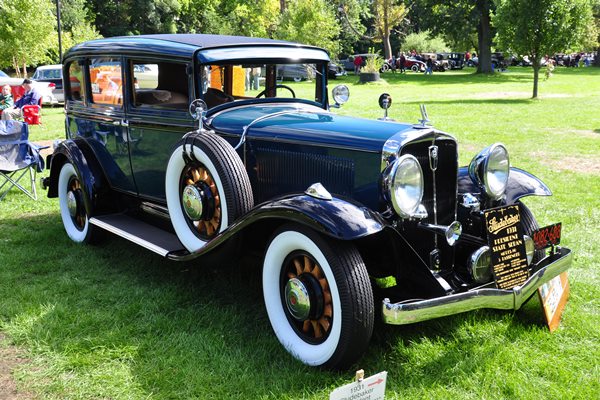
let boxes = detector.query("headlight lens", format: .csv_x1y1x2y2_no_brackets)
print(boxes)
469,143,510,199
388,155,424,218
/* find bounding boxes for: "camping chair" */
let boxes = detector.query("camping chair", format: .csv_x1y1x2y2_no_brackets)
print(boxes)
0,120,47,201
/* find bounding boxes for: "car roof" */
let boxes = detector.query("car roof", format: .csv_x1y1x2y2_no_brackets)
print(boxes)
36,64,62,70
65,34,328,61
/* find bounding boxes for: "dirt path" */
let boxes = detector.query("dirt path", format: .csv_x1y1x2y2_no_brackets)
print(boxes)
0,334,34,400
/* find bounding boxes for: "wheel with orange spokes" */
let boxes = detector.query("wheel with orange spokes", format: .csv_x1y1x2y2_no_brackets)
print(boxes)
263,224,374,369
166,132,253,252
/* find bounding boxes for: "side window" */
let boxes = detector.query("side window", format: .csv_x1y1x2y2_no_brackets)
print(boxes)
131,61,189,110
67,62,85,102
89,58,122,106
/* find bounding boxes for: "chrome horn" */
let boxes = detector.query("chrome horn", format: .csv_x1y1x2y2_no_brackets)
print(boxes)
418,221,462,246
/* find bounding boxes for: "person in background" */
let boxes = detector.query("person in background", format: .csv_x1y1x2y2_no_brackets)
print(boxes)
425,57,433,75
399,52,406,73
1,79,40,120
353,55,363,75
0,84,13,111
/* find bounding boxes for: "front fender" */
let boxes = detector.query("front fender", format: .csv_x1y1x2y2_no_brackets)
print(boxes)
168,193,387,260
458,166,552,203
254,194,386,239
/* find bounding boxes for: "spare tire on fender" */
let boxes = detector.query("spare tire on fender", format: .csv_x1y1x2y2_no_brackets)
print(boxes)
165,132,254,252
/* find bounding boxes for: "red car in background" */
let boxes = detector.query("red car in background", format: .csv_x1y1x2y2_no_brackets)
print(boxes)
382,57,426,72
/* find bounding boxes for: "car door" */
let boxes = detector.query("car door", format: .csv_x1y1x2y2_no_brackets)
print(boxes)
124,57,195,203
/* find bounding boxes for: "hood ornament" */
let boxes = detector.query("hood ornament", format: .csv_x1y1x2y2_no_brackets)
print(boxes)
414,104,432,129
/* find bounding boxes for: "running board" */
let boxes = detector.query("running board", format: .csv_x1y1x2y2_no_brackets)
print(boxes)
90,214,186,257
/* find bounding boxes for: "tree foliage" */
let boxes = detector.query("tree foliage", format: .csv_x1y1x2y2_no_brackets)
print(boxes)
495,0,596,98
0,0,57,75
275,0,341,56
401,31,449,53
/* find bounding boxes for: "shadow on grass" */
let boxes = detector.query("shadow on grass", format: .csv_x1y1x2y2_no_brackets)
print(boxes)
0,212,561,398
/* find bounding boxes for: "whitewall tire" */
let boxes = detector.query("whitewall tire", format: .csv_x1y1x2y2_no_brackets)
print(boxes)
262,225,374,369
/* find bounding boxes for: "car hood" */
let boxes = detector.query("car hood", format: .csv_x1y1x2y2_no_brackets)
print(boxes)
208,103,416,153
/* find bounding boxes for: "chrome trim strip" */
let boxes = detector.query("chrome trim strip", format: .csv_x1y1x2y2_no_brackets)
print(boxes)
89,217,170,257
382,248,572,325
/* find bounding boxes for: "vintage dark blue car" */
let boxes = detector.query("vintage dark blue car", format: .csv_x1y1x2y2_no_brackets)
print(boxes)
43,34,572,369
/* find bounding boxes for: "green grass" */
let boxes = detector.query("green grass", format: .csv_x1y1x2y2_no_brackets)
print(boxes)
2,67,599,399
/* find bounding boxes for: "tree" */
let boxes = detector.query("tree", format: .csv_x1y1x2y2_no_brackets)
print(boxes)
0,0,57,76
402,31,449,53
409,0,495,73
338,0,407,59
495,0,595,98
275,0,341,56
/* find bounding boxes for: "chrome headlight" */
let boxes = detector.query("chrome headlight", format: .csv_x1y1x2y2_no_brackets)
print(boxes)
469,246,492,284
468,143,510,199
386,155,424,218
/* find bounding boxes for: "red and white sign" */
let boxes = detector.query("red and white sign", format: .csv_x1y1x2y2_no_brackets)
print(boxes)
330,371,387,400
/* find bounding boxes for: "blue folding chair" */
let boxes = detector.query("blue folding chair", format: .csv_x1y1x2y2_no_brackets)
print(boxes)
0,120,47,201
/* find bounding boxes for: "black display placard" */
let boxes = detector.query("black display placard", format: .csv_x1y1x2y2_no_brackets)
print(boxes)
484,205,530,290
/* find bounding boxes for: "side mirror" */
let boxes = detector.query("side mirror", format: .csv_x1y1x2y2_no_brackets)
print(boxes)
331,85,349,108
378,93,394,121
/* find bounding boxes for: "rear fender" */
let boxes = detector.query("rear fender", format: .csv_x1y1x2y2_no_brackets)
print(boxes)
47,139,106,212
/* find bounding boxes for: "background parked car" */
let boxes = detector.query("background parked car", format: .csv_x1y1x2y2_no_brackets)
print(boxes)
421,53,448,72
439,52,465,69
0,71,57,105
32,64,64,103
339,53,377,71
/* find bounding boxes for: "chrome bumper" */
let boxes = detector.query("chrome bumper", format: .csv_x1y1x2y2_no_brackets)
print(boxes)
382,247,572,325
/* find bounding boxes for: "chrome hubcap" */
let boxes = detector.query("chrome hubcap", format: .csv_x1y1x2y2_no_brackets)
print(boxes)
182,184,204,221
67,191,78,217
285,277,311,321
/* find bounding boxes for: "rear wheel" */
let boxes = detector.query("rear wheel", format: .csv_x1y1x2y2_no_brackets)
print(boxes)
411,64,419,72
262,224,374,369
57,162,100,243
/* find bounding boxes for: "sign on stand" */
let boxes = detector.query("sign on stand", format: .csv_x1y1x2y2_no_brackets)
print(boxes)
538,272,569,332
330,370,387,400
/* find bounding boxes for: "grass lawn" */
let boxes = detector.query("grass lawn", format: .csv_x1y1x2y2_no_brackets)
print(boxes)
1,67,599,399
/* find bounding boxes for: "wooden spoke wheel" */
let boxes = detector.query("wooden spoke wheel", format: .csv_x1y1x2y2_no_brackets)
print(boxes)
263,224,374,369
165,132,254,252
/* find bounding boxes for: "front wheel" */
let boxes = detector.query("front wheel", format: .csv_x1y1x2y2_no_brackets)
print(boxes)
262,225,374,369
411,64,419,72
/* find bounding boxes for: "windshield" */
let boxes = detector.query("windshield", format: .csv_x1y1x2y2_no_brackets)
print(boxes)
200,62,326,109
34,68,62,79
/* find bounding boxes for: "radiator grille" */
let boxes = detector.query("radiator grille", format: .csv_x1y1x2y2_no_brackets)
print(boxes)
401,139,458,225
253,146,355,203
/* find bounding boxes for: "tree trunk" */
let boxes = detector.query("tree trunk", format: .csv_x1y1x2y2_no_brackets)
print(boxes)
280,0,286,13
382,2,392,60
532,64,540,98
595,48,600,67
476,0,493,73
